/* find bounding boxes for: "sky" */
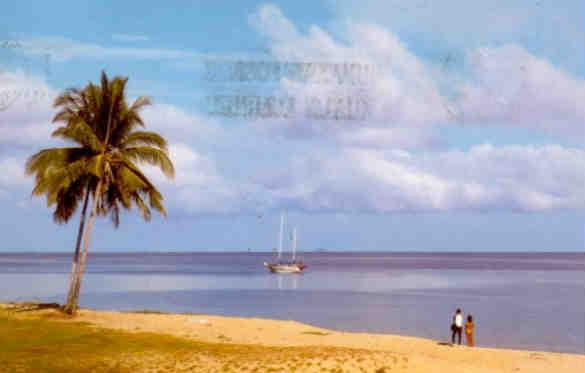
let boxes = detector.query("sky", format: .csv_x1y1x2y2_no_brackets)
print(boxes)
0,0,583,252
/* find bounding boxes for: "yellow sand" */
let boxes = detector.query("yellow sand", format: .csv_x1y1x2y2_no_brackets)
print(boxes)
65,308,583,372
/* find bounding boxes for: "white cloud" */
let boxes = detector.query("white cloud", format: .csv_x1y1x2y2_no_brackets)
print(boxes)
331,127,439,148
0,156,30,201
151,143,222,188
258,144,585,212
3,17,584,217
0,71,55,147
143,143,268,215
141,104,223,146
0,157,28,187
249,4,300,43
11,7,583,146
147,142,584,215
454,45,585,138
0,71,221,150
249,5,585,144
249,5,448,148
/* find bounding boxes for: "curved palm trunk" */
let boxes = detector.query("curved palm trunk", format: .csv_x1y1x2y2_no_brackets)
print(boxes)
63,185,90,314
64,180,102,315
66,93,115,315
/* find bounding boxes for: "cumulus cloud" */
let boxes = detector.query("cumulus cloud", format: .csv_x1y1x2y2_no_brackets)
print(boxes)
147,142,584,215
141,104,223,146
0,71,55,147
248,5,585,145
454,44,585,138
329,127,441,148
249,4,300,43
143,143,269,215
3,10,584,217
257,144,585,213
0,71,54,200
0,71,221,149
248,4,449,148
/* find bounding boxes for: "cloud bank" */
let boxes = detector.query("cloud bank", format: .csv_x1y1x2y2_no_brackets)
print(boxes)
2,4,583,217
249,4,585,146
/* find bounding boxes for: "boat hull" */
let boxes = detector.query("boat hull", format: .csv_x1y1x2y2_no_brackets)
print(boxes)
264,262,306,273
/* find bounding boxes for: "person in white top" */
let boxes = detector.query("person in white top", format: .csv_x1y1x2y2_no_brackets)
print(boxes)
451,308,463,345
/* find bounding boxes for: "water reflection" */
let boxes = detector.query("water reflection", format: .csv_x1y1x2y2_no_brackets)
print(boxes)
275,274,300,290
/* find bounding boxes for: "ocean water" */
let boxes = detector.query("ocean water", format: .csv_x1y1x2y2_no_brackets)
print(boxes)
0,252,583,353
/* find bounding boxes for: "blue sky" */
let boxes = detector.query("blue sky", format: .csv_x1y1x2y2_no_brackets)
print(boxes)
0,0,583,251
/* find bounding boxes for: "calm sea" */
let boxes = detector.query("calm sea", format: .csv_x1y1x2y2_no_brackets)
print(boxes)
0,252,583,353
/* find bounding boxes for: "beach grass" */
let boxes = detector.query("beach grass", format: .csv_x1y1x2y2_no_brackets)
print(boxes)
0,307,195,372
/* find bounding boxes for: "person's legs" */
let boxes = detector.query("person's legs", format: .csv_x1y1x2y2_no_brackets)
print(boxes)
457,328,462,344
451,327,456,344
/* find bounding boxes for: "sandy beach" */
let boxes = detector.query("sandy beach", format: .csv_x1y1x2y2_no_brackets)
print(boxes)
1,302,583,373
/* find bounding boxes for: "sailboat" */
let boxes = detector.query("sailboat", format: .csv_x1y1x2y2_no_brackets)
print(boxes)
264,214,306,274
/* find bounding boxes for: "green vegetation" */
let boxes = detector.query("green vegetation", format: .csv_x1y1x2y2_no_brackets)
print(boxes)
0,309,196,372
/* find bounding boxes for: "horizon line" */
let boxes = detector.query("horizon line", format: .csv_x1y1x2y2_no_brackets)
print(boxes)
0,249,583,254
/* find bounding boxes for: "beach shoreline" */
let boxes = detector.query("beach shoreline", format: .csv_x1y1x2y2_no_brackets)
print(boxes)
1,302,583,372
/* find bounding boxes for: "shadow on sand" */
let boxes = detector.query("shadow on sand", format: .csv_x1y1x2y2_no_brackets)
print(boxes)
2,301,62,313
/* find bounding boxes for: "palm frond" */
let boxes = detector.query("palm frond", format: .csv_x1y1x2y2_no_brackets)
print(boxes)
25,147,83,175
120,131,167,150
51,119,103,152
123,147,175,178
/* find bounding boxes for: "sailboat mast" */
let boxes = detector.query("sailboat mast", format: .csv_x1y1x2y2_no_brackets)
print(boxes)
292,228,297,261
277,213,284,260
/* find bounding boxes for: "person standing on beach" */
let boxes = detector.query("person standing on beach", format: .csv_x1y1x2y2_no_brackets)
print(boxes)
465,315,475,347
451,308,463,345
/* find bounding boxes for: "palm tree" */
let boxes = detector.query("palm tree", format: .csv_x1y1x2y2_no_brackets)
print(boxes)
26,71,174,315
